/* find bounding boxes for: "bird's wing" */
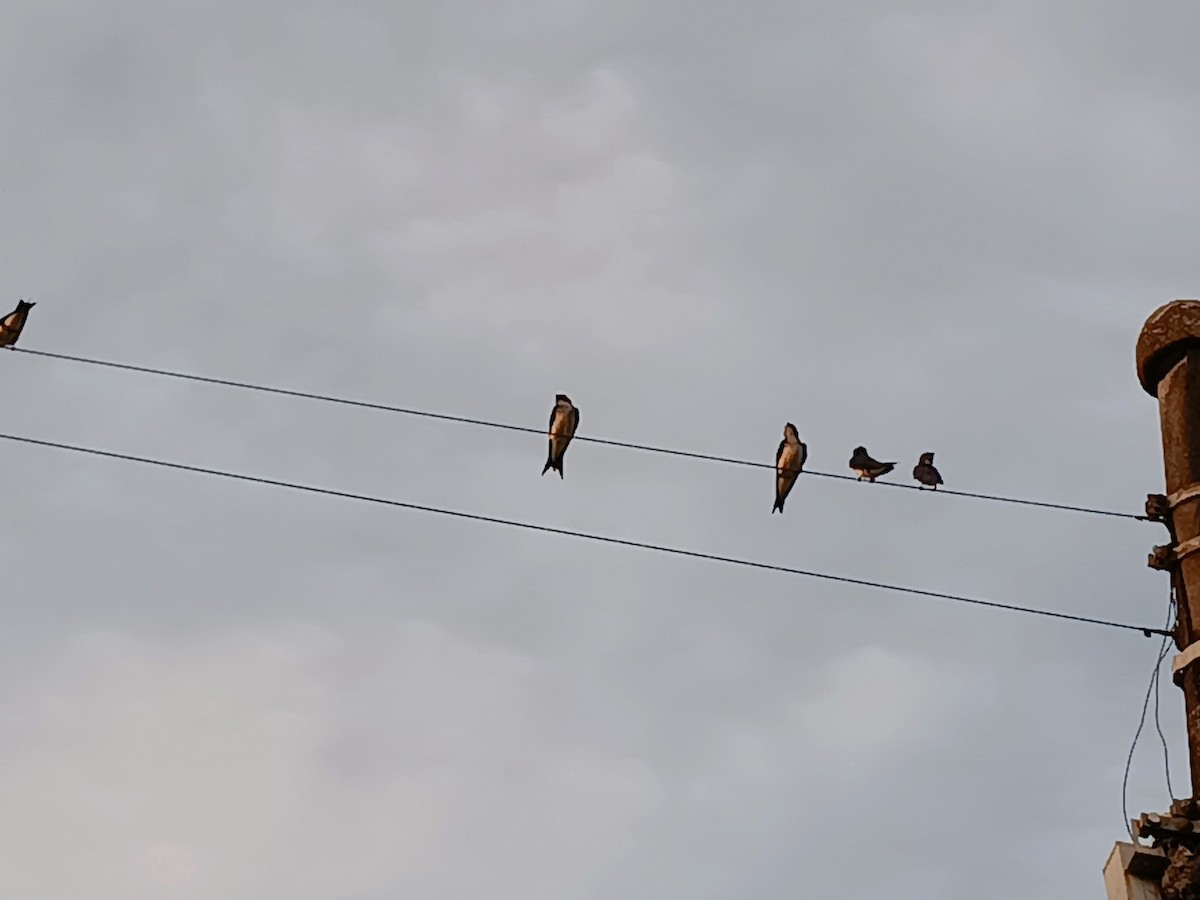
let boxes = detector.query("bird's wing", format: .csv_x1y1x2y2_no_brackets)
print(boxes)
797,441,808,469
775,439,786,467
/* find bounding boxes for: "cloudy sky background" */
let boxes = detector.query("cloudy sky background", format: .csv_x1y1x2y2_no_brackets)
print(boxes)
0,1,1196,897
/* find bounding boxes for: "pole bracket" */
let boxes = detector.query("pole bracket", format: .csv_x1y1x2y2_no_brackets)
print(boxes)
1174,642,1200,686
1148,493,1172,522
1152,545,1179,570
1169,484,1200,511
1148,537,1200,571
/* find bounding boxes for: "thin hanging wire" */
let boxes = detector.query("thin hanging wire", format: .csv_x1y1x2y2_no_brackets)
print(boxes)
1124,591,1178,838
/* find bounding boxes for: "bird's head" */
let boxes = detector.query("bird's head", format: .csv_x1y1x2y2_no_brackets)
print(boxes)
555,394,571,404
920,451,935,464
17,299,34,310
853,446,867,455
784,422,799,439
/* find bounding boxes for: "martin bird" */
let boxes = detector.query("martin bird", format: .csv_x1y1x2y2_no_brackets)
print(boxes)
849,446,896,482
913,452,943,490
542,394,579,478
0,300,35,348
772,422,807,514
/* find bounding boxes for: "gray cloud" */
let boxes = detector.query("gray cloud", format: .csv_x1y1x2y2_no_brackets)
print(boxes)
0,1,1193,897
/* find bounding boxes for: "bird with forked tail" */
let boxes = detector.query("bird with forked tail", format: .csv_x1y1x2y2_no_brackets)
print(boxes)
542,394,579,478
849,446,896,482
772,422,807,514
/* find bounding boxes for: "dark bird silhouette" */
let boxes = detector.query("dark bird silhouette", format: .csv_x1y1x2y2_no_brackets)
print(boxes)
849,446,896,482
913,452,943,489
772,422,807,514
542,394,579,478
0,300,35,348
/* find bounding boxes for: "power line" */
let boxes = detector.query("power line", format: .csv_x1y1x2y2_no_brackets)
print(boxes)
7,346,1148,523
0,430,1170,637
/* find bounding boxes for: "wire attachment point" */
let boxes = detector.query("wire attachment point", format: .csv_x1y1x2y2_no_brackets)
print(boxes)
1151,545,1178,571
1148,494,1172,522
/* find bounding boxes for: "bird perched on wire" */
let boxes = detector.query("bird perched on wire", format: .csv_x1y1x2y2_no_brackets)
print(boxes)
772,422,807,514
542,394,579,478
0,300,35,348
849,446,896,482
913,452,943,490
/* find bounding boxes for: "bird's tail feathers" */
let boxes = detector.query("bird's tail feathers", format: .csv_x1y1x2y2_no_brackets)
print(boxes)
543,450,564,478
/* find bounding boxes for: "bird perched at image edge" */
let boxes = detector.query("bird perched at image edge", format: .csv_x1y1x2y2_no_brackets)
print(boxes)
772,422,807,514
542,394,579,478
913,451,943,489
0,299,35,348
849,446,896,482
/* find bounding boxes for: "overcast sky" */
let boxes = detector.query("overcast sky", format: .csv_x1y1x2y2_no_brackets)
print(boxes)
0,1,1197,897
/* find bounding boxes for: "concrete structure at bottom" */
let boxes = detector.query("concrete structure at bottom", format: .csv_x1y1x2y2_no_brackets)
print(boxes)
1105,841,1166,900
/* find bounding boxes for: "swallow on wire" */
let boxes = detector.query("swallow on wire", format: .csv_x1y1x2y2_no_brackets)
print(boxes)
772,422,807,514
849,446,896,482
0,300,35,348
542,394,579,478
913,451,943,489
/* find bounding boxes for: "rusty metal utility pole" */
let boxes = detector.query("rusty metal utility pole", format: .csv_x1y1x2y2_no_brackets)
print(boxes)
1137,301,1200,791
1111,300,1200,900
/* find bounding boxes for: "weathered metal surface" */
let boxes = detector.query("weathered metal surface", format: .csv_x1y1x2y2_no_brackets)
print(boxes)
1186,664,1200,801
1138,300,1200,396
1131,304,1200,900
1156,350,1200,794
1162,844,1200,900
1139,303,1200,800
